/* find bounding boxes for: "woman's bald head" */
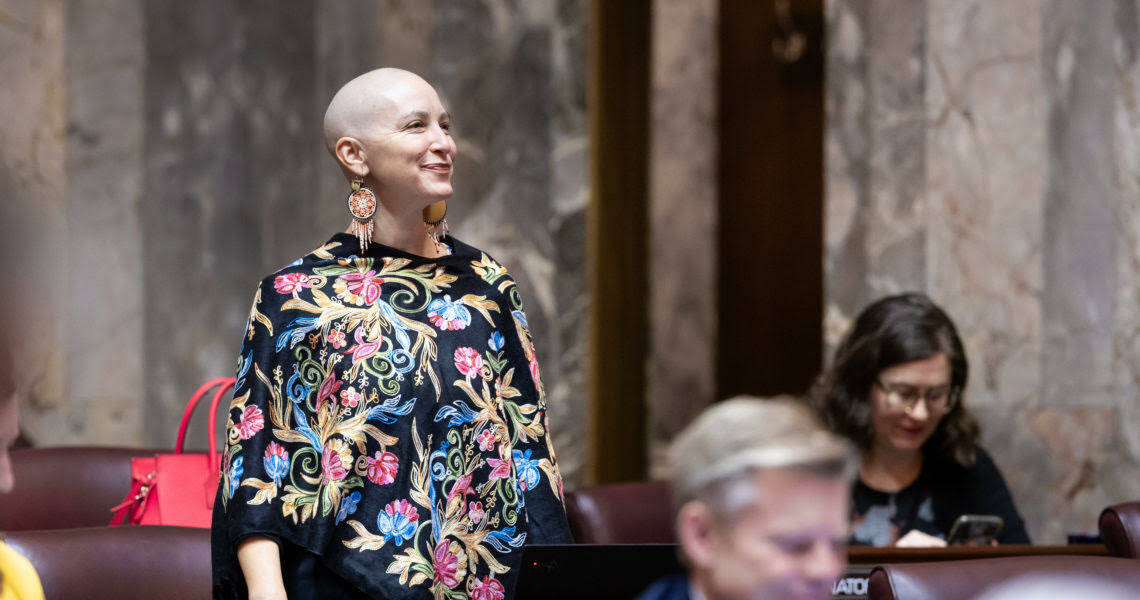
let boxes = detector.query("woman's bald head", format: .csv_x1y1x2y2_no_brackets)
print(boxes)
322,68,457,205
323,68,438,153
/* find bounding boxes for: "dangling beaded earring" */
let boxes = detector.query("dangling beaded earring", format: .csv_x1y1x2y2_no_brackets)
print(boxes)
347,176,377,253
423,200,450,254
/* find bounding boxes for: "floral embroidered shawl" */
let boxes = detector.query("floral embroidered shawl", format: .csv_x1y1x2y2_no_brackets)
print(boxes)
211,233,572,599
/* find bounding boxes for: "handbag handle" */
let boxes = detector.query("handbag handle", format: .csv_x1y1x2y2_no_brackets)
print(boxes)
175,377,236,471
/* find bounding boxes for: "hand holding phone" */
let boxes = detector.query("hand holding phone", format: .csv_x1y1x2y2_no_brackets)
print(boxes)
946,514,1004,546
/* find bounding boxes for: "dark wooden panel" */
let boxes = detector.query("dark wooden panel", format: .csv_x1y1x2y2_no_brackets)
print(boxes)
718,0,824,399
588,0,650,483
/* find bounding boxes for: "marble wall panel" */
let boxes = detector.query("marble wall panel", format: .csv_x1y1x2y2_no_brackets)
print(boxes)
924,0,1050,539
58,0,145,445
1032,0,1137,541
824,0,927,348
1114,0,1140,477
142,0,321,449
825,0,1140,542
646,0,718,477
0,0,67,440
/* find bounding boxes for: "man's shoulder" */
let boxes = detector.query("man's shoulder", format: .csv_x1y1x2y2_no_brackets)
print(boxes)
634,574,692,600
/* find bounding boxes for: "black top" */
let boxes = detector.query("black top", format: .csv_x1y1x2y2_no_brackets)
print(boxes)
211,233,572,599
849,448,1030,546
635,575,692,600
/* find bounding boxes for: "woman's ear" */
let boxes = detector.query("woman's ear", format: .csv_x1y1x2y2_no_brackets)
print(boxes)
677,501,718,569
335,136,369,178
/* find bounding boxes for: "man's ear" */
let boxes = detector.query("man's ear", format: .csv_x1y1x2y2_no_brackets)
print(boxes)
335,136,369,177
677,501,719,569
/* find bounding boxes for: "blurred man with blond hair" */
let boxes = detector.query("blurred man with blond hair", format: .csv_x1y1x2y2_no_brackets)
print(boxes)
638,397,856,600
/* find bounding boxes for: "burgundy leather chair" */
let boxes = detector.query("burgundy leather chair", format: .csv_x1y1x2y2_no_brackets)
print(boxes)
2,446,162,531
563,480,674,544
867,555,1140,600
1099,501,1140,559
4,526,211,600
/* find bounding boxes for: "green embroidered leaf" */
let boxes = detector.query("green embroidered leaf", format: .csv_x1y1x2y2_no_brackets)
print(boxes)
313,266,354,277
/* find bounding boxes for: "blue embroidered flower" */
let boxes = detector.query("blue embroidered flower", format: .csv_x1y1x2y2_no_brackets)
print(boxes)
264,442,289,486
489,331,505,352
512,449,541,492
336,491,361,524
228,456,244,499
377,499,420,545
427,295,472,331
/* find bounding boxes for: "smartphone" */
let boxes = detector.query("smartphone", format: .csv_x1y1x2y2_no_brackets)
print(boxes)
946,514,1004,546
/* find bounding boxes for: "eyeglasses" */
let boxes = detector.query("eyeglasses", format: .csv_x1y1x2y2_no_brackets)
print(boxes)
874,378,957,413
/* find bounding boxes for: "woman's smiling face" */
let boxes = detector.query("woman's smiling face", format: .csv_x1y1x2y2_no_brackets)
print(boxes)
869,353,952,455
359,78,457,206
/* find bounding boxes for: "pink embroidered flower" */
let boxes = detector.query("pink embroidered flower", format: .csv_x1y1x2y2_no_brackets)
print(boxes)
447,473,473,503
339,386,362,408
385,499,419,523
273,272,310,294
526,339,543,386
366,451,399,485
327,329,346,349
477,429,497,452
487,445,513,481
235,405,264,440
348,328,381,364
334,269,385,305
431,540,466,589
316,372,343,412
453,347,484,379
321,440,350,483
471,575,505,600
467,501,485,524
529,358,542,387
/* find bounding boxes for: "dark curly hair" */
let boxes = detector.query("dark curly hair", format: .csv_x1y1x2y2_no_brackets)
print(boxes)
809,293,980,467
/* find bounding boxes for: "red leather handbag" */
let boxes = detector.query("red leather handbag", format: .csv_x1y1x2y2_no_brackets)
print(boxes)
110,377,235,527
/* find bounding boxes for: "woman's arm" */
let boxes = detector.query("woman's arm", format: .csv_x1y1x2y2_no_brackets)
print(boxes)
972,449,1031,544
237,536,287,600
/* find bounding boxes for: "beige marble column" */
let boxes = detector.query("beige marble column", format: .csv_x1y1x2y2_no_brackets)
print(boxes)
0,0,67,441
647,0,718,477
60,0,146,444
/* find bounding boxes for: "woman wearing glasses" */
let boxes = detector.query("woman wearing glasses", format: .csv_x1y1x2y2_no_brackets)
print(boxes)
810,293,1029,547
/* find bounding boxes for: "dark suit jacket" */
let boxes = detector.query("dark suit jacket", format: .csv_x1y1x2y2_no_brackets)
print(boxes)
635,574,692,600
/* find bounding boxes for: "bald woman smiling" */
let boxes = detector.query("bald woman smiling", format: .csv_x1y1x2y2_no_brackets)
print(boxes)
211,69,572,600
322,68,453,258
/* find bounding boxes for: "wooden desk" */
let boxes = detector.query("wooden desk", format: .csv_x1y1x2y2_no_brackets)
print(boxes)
847,543,1109,564
833,545,1112,599
517,544,1113,599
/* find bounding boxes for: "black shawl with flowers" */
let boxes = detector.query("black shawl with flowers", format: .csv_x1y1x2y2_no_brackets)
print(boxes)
211,233,572,599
